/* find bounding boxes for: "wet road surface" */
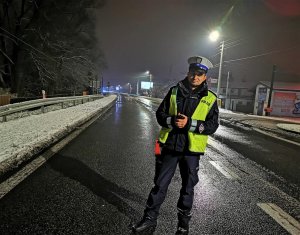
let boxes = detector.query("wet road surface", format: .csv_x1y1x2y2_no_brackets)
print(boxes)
0,95,299,234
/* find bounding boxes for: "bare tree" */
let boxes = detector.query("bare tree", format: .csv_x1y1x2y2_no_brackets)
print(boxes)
0,0,41,92
0,0,106,96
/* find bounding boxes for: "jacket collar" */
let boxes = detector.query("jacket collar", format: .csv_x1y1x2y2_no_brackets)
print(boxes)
177,77,208,98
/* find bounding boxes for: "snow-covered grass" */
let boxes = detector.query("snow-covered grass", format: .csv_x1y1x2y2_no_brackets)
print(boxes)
0,95,117,175
220,108,300,133
277,123,300,134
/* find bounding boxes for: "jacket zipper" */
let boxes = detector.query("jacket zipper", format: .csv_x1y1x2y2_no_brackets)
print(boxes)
174,95,188,152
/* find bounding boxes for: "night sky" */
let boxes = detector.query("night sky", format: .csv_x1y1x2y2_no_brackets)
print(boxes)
95,0,300,89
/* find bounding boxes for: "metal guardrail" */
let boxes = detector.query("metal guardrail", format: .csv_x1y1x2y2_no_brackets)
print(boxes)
0,95,103,122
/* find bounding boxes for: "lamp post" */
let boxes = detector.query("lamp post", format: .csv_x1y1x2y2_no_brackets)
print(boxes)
217,40,224,98
136,79,139,95
209,30,224,98
136,71,152,96
127,83,132,94
265,65,277,116
146,70,152,97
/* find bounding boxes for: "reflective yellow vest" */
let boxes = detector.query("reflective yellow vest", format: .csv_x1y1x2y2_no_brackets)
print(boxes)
158,87,217,153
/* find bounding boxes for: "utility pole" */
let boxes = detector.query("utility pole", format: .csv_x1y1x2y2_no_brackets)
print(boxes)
217,40,224,97
149,73,152,97
266,65,276,116
225,71,230,109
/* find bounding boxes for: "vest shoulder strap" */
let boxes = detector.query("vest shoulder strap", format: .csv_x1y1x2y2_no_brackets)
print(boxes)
171,87,178,95
208,89,217,98
169,87,178,115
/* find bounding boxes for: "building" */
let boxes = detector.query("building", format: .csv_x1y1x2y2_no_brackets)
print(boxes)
208,77,255,113
253,81,300,117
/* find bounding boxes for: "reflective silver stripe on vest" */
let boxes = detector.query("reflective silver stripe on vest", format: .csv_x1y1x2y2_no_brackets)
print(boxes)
189,119,197,132
166,117,172,128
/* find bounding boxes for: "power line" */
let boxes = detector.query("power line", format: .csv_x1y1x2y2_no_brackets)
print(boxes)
209,38,247,59
224,38,246,48
211,44,300,68
224,44,300,64
224,41,244,50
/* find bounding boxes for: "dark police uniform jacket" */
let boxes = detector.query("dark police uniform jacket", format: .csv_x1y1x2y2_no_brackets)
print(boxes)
156,77,219,155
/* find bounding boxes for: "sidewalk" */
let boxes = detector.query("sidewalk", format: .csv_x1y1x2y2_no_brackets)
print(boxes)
219,108,300,135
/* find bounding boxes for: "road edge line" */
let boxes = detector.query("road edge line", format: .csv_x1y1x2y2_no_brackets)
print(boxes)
257,203,300,235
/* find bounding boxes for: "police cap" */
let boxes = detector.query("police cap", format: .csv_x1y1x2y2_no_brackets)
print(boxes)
188,56,213,73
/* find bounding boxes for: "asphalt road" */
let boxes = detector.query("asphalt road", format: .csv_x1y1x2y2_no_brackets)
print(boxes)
0,95,299,234
214,121,300,189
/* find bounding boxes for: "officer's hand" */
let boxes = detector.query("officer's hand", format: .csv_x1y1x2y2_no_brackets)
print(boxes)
175,113,188,128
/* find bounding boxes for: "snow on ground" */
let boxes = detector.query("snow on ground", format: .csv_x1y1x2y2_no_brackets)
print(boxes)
0,95,116,174
277,123,300,133
219,108,300,133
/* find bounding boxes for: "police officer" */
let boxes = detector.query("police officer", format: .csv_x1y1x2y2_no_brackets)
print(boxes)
132,56,219,234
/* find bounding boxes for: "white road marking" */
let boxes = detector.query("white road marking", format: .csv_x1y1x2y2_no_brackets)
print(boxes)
257,203,300,235
209,161,241,180
208,139,300,206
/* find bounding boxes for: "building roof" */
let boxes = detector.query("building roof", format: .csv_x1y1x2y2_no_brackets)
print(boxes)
259,81,300,92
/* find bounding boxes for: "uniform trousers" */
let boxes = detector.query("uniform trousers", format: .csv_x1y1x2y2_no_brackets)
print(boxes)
144,149,200,219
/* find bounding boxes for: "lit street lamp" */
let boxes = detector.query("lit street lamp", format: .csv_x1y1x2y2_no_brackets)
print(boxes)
146,70,151,82
126,83,132,94
136,71,152,96
146,70,152,97
209,30,224,98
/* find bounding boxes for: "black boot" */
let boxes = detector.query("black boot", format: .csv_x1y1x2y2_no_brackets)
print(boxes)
175,211,191,235
132,216,157,234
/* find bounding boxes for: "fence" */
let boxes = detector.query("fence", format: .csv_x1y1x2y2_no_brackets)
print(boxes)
0,95,11,106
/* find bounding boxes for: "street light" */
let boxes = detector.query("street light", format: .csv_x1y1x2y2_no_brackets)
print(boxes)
209,30,224,98
136,79,139,95
136,71,152,96
146,70,152,97
126,83,132,94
